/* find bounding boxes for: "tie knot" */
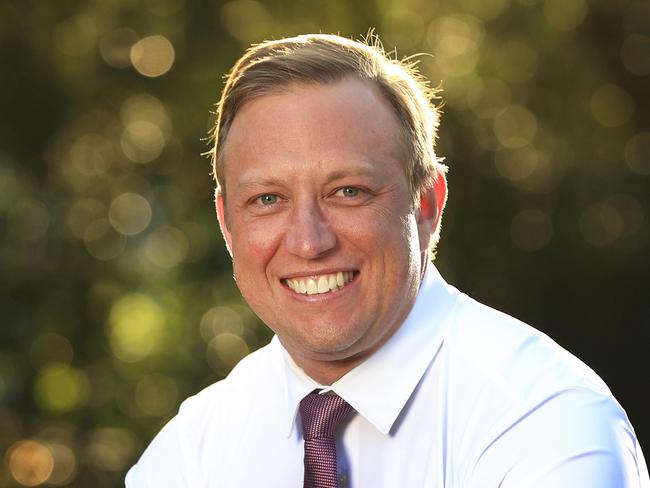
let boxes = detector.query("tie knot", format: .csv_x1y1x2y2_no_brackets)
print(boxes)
299,391,354,441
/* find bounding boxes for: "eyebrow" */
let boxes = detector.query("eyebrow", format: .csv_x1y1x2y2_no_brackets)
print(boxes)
322,167,378,184
235,164,380,190
236,176,286,190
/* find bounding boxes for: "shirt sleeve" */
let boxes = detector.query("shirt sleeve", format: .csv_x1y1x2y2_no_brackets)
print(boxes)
469,387,649,488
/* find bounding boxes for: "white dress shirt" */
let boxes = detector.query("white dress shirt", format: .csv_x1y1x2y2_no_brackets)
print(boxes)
126,266,649,487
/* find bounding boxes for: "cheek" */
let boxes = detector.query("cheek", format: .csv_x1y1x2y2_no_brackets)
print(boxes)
230,219,284,269
330,206,391,240
366,213,421,281
336,207,416,250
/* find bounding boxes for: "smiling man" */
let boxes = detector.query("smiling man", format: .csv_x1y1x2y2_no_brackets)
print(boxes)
126,34,648,487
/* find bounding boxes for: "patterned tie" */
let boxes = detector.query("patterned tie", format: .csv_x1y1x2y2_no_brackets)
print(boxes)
299,391,354,488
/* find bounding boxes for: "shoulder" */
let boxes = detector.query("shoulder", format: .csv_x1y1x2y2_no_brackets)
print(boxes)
177,338,285,446
442,295,647,486
184,337,283,413
447,293,611,403
126,339,283,487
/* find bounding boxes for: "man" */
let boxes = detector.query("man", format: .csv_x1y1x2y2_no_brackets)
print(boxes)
126,34,649,487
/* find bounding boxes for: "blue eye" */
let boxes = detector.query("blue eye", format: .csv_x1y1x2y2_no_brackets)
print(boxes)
258,194,278,205
339,187,360,197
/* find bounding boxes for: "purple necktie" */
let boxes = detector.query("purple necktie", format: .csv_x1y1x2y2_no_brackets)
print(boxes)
299,391,354,488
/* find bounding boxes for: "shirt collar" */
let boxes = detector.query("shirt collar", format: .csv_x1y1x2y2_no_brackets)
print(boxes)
278,265,457,437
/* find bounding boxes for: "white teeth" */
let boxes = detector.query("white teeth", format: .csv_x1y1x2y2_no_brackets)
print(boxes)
317,276,329,293
306,279,318,295
285,271,355,296
328,274,337,292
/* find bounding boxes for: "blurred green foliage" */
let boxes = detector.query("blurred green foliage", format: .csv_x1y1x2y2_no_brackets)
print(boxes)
0,0,648,485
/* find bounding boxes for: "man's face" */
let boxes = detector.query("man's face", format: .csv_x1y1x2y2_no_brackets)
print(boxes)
218,78,433,372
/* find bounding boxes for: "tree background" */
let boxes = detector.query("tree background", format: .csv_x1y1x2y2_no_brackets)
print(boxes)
1,0,648,485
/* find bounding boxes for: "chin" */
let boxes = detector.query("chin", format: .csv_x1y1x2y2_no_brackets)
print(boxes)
298,331,368,358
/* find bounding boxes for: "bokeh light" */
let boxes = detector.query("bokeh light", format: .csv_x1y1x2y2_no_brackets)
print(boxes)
589,83,635,127
68,133,113,176
206,333,250,371
427,15,483,78
134,374,179,416
624,132,650,175
494,145,539,182
118,93,171,165
84,218,127,261
109,294,165,362
109,193,153,236
493,105,538,148
6,440,54,487
543,0,588,31
605,194,645,238
221,0,272,42
579,200,627,247
99,28,139,68
200,305,246,342
87,428,139,472
66,198,107,240
33,363,90,414
46,442,77,486
620,34,650,76
121,121,166,163
466,77,511,119
52,15,97,57
130,35,175,77
121,94,171,132
29,334,74,369
144,225,189,268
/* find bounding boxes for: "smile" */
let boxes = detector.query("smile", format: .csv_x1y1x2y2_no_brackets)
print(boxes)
283,271,356,296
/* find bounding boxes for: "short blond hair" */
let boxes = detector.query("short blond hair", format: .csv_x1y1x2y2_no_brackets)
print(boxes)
209,33,446,208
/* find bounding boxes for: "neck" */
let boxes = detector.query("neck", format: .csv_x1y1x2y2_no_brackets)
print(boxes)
283,329,398,385
294,354,367,386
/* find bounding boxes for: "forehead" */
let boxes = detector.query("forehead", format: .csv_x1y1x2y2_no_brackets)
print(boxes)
222,78,407,181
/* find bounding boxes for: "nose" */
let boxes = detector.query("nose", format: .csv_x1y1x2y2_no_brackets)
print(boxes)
285,199,337,259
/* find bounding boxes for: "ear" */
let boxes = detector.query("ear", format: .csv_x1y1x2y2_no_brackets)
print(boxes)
215,189,233,257
416,172,448,252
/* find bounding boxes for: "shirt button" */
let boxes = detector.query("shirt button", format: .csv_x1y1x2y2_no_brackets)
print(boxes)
338,473,348,487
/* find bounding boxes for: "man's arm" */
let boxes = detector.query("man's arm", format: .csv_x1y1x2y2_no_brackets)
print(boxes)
469,387,649,487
